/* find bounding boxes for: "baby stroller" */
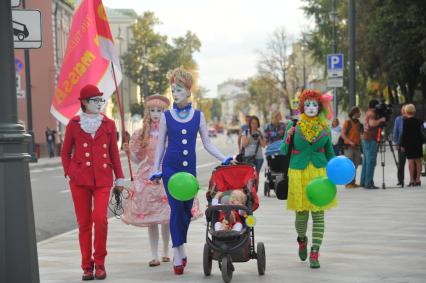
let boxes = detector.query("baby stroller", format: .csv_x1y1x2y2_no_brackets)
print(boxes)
264,140,288,197
204,164,265,283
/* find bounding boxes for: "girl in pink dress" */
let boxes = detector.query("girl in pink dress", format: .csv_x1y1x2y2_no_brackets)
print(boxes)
122,94,171,267
122,94,202,267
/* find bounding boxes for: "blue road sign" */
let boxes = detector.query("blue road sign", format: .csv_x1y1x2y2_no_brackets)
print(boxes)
327,54,344,70
15,58,23,74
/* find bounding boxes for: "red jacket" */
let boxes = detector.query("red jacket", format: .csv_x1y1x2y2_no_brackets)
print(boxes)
61,115,124,187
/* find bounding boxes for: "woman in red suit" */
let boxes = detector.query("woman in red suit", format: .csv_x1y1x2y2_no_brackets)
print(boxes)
61,84,125,281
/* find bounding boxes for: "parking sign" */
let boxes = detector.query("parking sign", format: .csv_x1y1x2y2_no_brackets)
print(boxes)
327,54,344,78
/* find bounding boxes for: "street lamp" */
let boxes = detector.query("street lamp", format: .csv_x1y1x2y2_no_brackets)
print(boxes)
141,48,149,98
329,0,338,116
301,45,307,90
348,0,356,108
0,1,39,282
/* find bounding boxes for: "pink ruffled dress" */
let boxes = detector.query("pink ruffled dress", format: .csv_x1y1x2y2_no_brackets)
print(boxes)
122,127,202,227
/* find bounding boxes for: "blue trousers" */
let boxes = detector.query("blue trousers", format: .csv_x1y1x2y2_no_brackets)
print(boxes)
47,140,55,158
163,174,194,248
360,140,378,187
255,158,264,174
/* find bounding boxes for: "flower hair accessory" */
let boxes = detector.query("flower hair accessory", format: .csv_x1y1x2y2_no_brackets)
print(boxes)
319,91,334,120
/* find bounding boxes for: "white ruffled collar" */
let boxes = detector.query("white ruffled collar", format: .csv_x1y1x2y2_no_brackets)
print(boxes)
79,112,103,136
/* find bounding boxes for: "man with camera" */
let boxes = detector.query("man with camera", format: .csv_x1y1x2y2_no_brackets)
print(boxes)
360,99,386,189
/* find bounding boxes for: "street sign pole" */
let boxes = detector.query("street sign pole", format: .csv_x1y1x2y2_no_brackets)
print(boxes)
22,0,37,162
331,0,338,117
0,0,40,282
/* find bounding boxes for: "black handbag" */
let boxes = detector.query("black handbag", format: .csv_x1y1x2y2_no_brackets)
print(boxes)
276,120,298,200
236,132,261,164
240,140,260,165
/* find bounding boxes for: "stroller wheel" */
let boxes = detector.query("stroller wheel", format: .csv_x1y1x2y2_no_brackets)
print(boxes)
221,256,233,283
203,243,212,276
257,242,266,275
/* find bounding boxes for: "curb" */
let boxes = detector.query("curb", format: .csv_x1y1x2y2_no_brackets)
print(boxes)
29,152,127,170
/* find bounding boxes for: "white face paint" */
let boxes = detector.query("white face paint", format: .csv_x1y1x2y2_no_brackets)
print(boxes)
149,106,163,122
304,99,319,117
85,96,105,114
171,83,190,105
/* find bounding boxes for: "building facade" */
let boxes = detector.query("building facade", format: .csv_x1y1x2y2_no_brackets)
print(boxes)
14,1,140,157
217,80,250,125
104,8,140,135
15,0,74,158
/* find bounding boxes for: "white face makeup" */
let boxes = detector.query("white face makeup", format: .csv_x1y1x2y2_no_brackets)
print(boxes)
171,83,190,104
85,96,105,114
149,106,163,122
304,99,319,117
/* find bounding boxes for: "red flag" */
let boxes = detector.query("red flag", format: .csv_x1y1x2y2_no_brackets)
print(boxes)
51,0,122,124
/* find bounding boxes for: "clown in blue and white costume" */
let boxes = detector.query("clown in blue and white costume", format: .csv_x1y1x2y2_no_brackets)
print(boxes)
151,68,233,275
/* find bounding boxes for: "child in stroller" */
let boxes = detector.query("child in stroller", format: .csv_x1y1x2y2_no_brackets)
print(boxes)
213,190,247,232
204,164,265,283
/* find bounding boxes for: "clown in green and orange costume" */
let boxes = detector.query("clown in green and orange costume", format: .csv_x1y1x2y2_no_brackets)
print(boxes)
280,89,336,268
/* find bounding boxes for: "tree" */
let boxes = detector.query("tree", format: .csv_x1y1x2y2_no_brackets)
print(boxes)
122,12,201,99
302,0,426,107
211,98,222,121
257,27,293,108
248,74,281,122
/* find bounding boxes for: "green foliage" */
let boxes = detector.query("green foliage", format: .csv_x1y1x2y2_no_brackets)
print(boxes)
130,103,144,116
248,74,281,122
302,0,426,107
122,12,201,99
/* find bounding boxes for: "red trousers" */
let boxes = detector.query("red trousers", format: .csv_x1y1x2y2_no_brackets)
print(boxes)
70,182,111,270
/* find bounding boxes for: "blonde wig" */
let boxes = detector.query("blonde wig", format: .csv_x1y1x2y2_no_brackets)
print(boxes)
140,94,170,147
168,67,194,91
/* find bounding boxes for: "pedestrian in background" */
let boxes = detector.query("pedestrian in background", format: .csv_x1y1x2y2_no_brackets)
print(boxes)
360,99,386,189
393,104,407,187
400,104,423,187
61,84,125,280
330,118,342,155
341,106,363,188
238,114,251,151
45,127,57,158
241,115,266,174
264,111,286,145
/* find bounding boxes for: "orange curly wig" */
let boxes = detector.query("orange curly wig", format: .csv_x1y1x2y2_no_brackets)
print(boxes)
298,89,323,114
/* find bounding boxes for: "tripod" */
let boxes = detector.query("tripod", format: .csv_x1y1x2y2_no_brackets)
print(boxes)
377,126,399,189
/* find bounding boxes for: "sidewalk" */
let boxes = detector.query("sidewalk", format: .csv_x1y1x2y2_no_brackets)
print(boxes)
29,152,127,170
37,156,426,283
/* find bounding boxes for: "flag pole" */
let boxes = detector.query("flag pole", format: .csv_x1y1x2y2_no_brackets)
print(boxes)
111,62,134,181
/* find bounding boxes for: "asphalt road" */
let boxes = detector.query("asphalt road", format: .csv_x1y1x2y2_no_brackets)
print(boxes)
30,134,239,242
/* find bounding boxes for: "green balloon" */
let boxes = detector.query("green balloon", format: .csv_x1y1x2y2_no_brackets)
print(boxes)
306,177,337,207
168,172,199,201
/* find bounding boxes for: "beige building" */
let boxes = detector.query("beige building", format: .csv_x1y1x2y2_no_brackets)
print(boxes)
217,80,250,125
104,8,141,135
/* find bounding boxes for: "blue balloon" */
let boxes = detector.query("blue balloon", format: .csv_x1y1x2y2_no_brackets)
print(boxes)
326,156,356,185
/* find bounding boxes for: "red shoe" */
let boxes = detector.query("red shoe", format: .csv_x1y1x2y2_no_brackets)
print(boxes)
95,265,107,280
82,268,94,281
173,265,184,275
182,257,187,267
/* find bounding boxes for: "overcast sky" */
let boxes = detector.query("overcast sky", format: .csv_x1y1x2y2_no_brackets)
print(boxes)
103,0,311,97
